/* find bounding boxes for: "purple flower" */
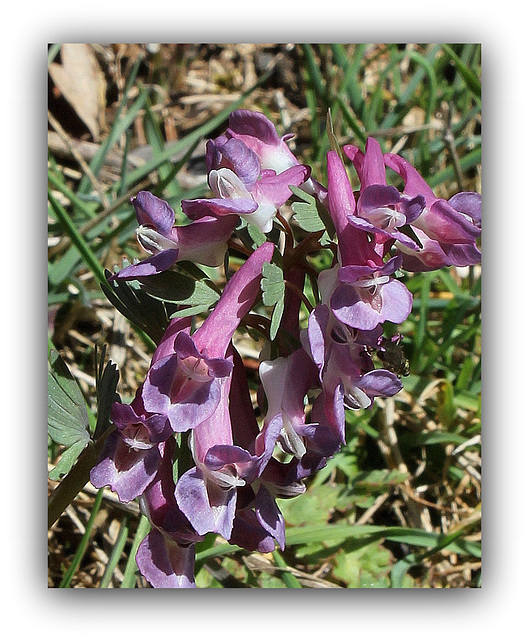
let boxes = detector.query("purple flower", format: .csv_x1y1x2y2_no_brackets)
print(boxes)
384,152,481,245
302,301,403,414
110,191,238,280
89,430,163,504
216,109,303,175
141,330,233,434
259,348,341,460
330,258,413,331
326,150,381,267
394,226,482,272
136,442,203,588
175,347,282,541
89,318,194,501
182,164,309,233
323,151,413,330
207,110,325,198
343,138,425,251
140,241,275,434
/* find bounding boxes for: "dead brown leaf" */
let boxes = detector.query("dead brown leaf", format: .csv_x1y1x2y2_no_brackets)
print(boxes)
49,44,106,140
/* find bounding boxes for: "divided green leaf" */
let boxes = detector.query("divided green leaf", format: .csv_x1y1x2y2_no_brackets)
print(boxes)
103,267,220,343
290,185,326,233
261,261,285,341
48,349,91,480
93,349,120,441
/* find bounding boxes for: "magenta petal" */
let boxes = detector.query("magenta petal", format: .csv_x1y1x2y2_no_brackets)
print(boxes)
171,215,237,267
175,467,216,535
108,249,179,281
89,432,162,502
136,530,196,588
255,486,285,550
228,109,281,146
193,242,275,358
229,508,276,553
423,199,481,244
360,137,387,186
254,164,310,207
326,151,378,265
384,153,437,204
132,191,175,237
181,197,258,220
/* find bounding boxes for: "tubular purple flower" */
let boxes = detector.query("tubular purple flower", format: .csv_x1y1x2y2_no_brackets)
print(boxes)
343,138,425,251
89,317,194,501
383,152,481,246
136,442,203,588
395,226,481,272
139,242,275,434
175,345,282,541
301,295,402,417
182,164,310,233
109,191,237,280
326,150,382,266
260,348,332,460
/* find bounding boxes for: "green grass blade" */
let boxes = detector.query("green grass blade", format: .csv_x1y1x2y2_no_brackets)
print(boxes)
59,489,104,587
99,516,130,588
120,515,151,588
272,550,303,588
48,189,108,287
441,44,481,101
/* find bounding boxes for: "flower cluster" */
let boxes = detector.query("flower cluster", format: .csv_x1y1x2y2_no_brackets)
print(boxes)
91,109,481,587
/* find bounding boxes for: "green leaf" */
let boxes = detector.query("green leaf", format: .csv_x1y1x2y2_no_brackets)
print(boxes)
93,349,120,440
332,542,392,588
102,272,174,345
290,186,326,233
48,349,91,480
261,261,285,341
170,304,212,319
137,269,220,308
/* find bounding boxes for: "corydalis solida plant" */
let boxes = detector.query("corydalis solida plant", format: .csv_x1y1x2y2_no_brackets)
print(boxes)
91,109,481,587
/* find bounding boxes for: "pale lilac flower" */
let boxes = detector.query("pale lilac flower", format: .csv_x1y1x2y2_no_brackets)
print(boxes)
259,348,341,460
